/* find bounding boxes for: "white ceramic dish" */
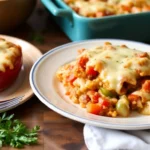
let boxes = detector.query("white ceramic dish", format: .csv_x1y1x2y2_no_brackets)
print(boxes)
30,39,150,130
0,35,42,112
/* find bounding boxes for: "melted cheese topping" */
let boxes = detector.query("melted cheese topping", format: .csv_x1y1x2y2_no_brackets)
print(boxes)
64,0,150,17
132,90,150,102
0,38,21,72
80,44,150,94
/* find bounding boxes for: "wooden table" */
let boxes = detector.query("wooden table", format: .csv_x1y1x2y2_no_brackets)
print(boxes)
4,1,87,150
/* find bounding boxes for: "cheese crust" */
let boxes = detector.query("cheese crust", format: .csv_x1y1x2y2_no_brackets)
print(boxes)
64,0,150,18
0,38,22,72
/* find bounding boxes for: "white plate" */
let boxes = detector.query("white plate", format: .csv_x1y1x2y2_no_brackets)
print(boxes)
30,39,150,130
0,35,42,112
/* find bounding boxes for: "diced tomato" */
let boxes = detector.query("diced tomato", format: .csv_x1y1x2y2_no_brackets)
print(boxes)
78,57,89,69
86,66,98,77
87,91,101,103
128,94,140,101
86,103,102,115
92,93,101,103
79,94,90,104
67,74,77,84
142,80,150,93
99,97,110,108
65,91,70,95
121,5,131,12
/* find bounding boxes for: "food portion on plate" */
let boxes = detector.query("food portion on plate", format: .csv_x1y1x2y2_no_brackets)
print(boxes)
64,0,150,18
56,42,150,117
0,37,22,91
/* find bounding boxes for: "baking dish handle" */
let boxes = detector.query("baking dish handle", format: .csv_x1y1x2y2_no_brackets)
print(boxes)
41,0,72,18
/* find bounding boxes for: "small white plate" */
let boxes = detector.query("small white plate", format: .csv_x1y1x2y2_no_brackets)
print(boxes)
0,35,42,111
30,39,150,130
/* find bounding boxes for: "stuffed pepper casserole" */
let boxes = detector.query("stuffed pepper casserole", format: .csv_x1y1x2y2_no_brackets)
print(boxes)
56,42,150,117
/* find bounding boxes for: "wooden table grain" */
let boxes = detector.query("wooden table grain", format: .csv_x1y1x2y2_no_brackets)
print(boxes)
3,1,87,150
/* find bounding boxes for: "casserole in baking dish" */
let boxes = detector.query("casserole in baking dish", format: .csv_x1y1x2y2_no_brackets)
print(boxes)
41,0,150,41
64,0,150,18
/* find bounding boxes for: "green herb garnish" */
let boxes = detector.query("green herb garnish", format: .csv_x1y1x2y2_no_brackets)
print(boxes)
0,113,40,148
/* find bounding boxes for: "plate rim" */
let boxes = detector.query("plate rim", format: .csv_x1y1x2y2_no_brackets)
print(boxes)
30,39,150,130
0,34,42,112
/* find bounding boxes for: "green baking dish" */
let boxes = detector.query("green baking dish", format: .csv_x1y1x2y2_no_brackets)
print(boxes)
41,0,150,42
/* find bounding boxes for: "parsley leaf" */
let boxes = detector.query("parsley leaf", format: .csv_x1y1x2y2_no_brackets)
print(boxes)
0,112,40,148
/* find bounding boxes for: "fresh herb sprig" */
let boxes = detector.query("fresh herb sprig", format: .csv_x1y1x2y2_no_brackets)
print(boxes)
0,113,40,148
